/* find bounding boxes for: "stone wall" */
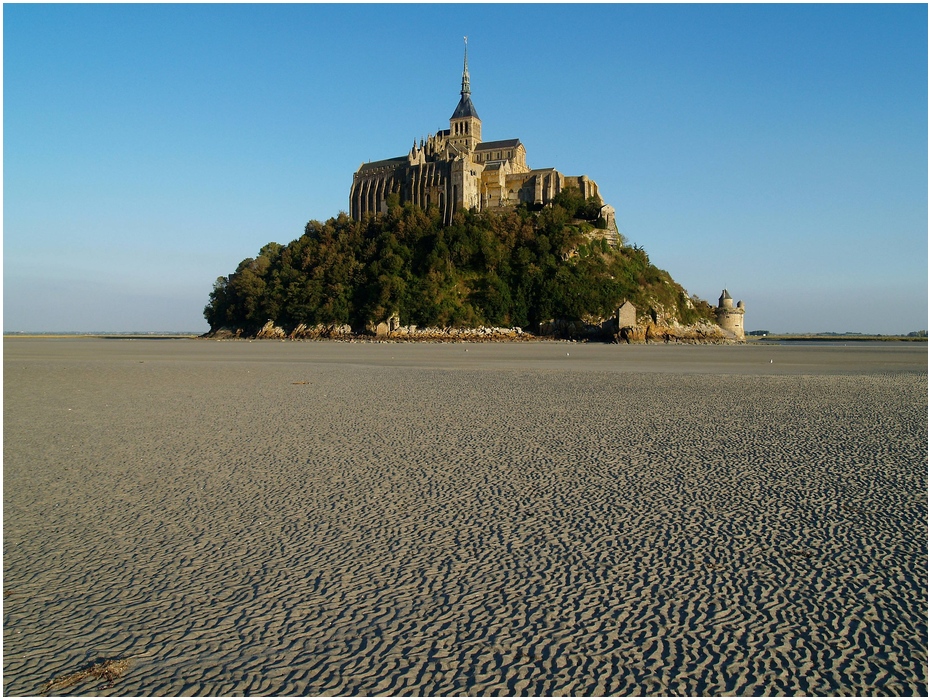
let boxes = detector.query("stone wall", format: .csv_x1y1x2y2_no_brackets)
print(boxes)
716,310,745,340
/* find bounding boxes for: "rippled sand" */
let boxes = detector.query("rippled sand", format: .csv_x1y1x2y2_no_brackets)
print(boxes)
3,339,927,695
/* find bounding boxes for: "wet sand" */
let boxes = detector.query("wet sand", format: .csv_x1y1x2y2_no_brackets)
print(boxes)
3,338,927,695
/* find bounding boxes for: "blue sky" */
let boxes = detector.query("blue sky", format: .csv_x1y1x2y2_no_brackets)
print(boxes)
3,3,927,333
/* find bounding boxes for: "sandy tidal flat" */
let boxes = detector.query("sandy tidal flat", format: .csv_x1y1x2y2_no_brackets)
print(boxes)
3,338,927,695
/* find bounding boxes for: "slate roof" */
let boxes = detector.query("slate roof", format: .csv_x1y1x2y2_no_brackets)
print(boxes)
451,94,480,120
475,139,522,152
357,157,407,174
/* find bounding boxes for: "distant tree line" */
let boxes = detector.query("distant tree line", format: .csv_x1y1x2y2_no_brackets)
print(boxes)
204,189,713,334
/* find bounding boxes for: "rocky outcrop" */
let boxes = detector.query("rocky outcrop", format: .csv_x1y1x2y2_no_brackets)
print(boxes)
289,323,353,340
255,321,287,339
205,327,243,340
204,320,738,344
386,326,529,342
615,321,737,344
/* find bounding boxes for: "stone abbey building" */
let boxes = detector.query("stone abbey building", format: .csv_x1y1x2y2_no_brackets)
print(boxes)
350,41,614,229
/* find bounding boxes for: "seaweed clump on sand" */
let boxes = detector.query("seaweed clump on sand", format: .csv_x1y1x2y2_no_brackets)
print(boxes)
42,656,133,693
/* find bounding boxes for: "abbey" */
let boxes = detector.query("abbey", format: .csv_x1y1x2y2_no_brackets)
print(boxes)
350,41,615,229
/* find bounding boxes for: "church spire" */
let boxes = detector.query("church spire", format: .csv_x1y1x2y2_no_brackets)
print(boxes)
461,36,470,96
449,36,480,142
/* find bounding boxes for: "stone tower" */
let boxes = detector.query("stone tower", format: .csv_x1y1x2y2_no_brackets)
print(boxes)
715,289,745,340
448,37,482,153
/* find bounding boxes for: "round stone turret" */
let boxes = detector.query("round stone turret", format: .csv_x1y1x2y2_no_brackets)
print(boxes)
715,288,745,340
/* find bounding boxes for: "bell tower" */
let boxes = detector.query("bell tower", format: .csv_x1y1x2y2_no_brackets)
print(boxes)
449,37,482,153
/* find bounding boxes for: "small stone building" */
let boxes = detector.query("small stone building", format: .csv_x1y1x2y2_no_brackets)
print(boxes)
617,301,637,328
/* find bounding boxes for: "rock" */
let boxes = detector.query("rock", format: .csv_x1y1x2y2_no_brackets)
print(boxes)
255,321,287,339
205,327,237,340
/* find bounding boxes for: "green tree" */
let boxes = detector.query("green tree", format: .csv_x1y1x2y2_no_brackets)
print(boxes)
203,200,713,335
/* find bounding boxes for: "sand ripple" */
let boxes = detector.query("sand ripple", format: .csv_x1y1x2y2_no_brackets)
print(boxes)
3,341,927,695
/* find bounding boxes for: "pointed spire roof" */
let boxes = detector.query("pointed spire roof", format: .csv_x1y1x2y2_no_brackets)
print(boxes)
451,36,480,120
461,36,471,96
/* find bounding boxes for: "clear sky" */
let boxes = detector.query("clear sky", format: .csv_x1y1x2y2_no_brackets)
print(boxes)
3,2,928,333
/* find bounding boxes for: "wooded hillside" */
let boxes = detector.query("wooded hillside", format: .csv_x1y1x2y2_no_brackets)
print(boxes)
204,189,714,336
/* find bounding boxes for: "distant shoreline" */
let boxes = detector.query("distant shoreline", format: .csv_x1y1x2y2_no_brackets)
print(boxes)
750,334,927,343
3,333,201,339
